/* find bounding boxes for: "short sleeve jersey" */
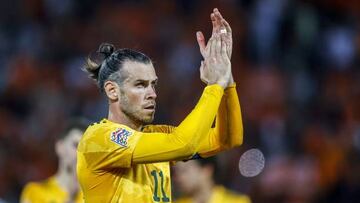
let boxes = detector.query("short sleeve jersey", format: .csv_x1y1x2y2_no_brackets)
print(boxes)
20,176,83,203
175,186,251,203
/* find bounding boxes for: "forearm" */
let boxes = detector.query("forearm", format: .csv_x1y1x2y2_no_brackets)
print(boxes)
222,83,243,148
197,83,243,157
132,84,224,163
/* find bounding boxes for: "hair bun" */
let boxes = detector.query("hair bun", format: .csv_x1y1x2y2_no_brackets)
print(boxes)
98,43,115,58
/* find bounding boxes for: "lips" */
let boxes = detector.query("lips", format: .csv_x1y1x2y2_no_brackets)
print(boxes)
144,104,156,110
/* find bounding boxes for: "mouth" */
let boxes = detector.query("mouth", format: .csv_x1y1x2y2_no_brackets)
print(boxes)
144,104,156,111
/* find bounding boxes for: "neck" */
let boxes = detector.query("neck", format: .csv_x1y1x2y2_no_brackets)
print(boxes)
54,164,78,199
193,181,214,203
108,108,142,131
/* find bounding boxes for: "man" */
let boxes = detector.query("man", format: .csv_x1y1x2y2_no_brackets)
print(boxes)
21,119,88,203
77,8,243,202
173,158,251,203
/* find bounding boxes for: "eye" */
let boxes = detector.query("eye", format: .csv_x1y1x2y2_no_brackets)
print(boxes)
152,80,158,87
135,82,146,88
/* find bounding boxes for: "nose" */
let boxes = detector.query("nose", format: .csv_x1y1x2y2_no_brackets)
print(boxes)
146,86,157,100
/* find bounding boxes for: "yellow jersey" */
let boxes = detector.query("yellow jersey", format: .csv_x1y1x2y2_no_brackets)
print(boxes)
77,122,174,202
77,84,243,203
20,176,83,203
175,186,251,203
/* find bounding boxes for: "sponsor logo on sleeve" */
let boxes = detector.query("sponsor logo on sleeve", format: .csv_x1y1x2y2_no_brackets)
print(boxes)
110,128,132,147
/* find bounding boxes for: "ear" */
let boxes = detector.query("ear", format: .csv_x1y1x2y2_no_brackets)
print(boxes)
104,81,119,101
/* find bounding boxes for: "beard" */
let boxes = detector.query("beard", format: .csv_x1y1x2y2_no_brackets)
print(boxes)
119,90,155,125
122,107,154,125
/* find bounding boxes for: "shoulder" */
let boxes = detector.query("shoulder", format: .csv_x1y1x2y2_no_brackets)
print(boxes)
142,125,175,133
173,197,192,203
82,119,136,142
78,119,138,152
22,182,43,194
84,119,117,137
215,186,251,203
21,178,52,199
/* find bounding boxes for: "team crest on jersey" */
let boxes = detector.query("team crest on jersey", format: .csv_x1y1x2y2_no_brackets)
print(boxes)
110,128,132,147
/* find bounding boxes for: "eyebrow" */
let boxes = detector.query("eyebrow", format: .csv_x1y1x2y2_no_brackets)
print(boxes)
135,78,158,83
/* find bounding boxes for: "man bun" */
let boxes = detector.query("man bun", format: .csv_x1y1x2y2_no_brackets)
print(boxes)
98,43,115,58
84,43,115,81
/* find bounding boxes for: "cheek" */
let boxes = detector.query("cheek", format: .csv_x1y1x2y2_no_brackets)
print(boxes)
126,93,147,115
121,89,143,106
128,90,144,103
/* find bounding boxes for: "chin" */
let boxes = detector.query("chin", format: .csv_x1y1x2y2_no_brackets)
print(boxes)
142,116,154,124
141,113,155,124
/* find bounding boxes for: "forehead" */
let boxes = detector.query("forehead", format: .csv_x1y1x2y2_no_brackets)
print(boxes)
175,160,200,171
122,60,157,81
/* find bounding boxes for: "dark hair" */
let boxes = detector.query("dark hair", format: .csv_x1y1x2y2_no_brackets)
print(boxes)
194,157,221,183
84,43,152,92
196,156,217,167
56,118,90,141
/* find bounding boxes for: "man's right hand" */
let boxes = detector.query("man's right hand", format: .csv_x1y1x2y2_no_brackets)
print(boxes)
200,34,231,89
197,8,234,88
197,8,233,59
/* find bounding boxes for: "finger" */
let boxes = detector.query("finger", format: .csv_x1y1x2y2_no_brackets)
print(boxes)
227,41,232,58
200,61,206,83
221,39,227,58
211,35,221,57
206,37,214,57
222,19,232,34
210,13,218,37
214,8,224,23
211,9,223,37
216,35,221,56
196,31,206,56
220,29,227,41
227,44,232,59
214,8,225,30
210,36,217,57
213,8,222,16
217,36,222,54
202,60,211,84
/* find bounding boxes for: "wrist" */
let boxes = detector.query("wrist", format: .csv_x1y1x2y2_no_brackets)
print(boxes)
226,83,236,89
216,80,227,89
205,84,225,94
227,75,234,87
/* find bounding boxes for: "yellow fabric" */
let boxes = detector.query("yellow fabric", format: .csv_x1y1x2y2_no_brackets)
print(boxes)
175,186,251,203
135,84,244,159
133,85,224,163
20,176,83,203
77,85,224,202
197,83,243,157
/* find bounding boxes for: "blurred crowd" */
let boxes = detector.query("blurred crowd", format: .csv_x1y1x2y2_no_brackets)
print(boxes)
0,0,360,202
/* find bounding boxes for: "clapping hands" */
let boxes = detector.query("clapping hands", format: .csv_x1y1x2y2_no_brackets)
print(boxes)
197,8,234,88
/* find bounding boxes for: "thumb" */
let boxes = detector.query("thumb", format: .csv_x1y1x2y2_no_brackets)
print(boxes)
200,60,204,75
200,60,208,84
196,31,206,57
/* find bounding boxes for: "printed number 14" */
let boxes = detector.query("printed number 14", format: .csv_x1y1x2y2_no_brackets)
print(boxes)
151,170,170,202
